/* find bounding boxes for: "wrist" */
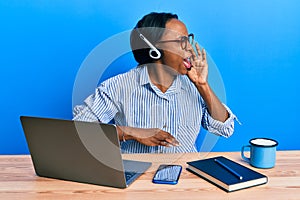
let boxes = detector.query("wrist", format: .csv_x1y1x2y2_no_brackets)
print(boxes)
195,81,209,92
117,126,135,141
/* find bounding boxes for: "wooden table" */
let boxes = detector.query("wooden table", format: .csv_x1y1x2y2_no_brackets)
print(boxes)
0,151,299,200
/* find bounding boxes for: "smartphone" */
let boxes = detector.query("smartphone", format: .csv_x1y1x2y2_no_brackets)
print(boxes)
152,164,182,185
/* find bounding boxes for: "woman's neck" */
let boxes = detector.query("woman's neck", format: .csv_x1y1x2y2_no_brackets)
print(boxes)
147,64,177,93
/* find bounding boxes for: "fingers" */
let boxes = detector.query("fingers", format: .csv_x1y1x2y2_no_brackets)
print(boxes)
165,137,180,146
156,131,180,147
159,140,170,147
195,43,202,61
190,45,198,61
135,128,180,147
158,139,179,147
195,43,207,61
190,43,206,66
202,48,206,62
149,130,180,147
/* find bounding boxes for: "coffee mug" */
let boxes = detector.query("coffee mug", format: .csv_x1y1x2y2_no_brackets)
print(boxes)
241,138,278,169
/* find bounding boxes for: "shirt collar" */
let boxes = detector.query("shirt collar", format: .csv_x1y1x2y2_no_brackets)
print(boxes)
139,65,150,86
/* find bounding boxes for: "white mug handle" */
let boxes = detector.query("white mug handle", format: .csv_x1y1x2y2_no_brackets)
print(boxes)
241,145,251,163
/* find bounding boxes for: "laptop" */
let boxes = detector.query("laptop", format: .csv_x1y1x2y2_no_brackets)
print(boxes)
20,116,152,188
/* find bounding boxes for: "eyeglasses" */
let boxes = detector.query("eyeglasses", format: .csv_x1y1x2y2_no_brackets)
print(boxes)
156,33,194,50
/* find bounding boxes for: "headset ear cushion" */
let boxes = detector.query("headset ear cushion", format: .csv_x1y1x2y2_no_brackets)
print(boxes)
149,49,162,60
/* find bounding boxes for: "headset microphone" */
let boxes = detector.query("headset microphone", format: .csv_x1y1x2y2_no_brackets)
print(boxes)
138,33,161,60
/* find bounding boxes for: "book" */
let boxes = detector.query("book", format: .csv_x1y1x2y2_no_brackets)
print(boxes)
186,156,268,192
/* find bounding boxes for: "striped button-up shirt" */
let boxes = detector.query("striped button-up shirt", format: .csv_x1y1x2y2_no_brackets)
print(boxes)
73,66,236,153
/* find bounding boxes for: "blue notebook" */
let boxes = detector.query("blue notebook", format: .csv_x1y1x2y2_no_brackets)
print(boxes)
187,156,268,192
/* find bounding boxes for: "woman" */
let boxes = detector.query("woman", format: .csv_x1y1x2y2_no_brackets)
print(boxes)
73,12,237,153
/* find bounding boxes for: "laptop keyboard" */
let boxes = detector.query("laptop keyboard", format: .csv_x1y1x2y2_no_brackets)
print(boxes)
125,171,138,182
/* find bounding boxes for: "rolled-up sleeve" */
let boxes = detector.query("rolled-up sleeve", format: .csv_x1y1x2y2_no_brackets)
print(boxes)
201,103,238,138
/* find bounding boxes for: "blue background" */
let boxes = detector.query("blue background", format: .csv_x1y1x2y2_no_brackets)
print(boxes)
1,0,299,154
